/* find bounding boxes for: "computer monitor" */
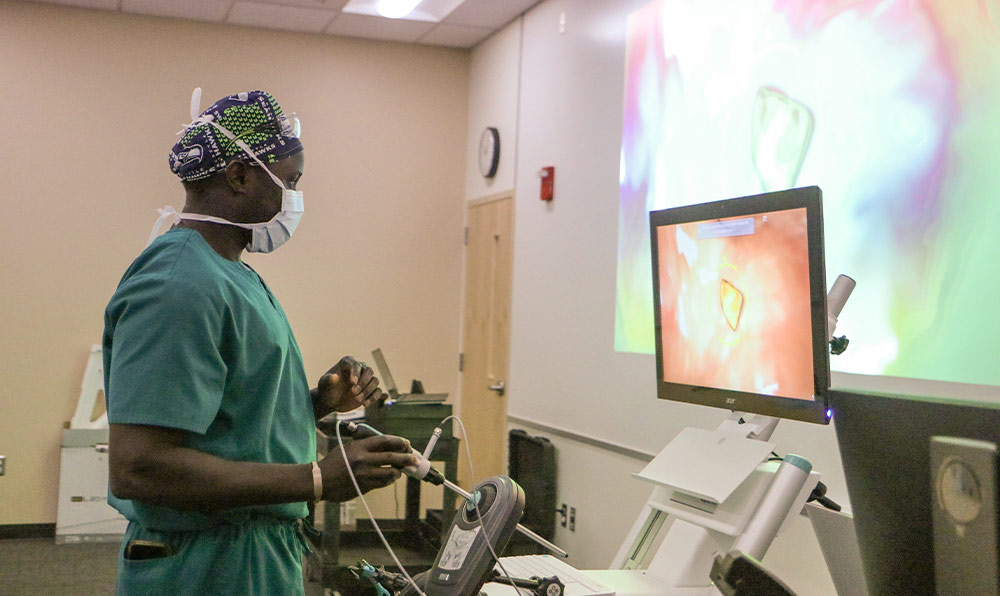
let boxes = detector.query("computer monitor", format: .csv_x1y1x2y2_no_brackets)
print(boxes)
649,186,830,424
829,388,1000,595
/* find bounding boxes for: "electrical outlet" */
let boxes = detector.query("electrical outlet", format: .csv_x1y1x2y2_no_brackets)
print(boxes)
0,455,6,476
569,506,576,532
558,503,568,527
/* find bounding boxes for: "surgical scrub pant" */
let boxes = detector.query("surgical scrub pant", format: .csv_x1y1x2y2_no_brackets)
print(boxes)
116,517,310,596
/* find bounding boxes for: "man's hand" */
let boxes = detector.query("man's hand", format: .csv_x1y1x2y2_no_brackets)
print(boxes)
311,356,384,419
319,434,416,502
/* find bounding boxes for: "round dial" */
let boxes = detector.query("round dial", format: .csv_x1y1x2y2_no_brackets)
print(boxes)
936,458,983,524
478,127,500,178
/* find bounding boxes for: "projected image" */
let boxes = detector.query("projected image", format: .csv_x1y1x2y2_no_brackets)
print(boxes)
657,209,815,399
616,0,1000,388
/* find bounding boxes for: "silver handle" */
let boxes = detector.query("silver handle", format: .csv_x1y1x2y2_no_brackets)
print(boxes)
488,381,505,396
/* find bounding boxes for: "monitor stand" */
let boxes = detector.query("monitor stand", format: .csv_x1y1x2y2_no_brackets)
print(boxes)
598,275,853,593
607,414,820,594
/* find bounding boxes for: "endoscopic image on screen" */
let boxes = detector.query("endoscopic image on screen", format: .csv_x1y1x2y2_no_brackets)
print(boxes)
656,208,814,400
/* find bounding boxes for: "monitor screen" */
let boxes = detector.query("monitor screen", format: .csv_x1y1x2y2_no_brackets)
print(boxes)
650,186,830,423
829,389,1000,596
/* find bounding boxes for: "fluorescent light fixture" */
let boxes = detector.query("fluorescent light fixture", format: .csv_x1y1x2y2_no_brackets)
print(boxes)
342,0,465,23
376,0,422,19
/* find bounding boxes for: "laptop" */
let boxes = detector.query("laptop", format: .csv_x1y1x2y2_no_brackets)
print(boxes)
371,348,448,405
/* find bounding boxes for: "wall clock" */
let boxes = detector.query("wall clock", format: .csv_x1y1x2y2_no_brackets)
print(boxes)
478,126,500,178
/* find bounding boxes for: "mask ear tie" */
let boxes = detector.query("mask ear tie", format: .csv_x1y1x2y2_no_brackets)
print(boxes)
147,206,179,246
189,87,202,121
175,114,216,137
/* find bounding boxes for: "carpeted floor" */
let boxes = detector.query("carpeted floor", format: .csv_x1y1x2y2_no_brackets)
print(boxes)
0,537,328,595
0,538,120,596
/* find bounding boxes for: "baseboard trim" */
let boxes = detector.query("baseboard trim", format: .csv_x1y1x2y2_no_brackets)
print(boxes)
0,523,56,540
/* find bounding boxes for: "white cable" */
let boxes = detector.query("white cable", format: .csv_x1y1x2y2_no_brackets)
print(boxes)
335,414,529,594
334,422,427,596
440,415,519,591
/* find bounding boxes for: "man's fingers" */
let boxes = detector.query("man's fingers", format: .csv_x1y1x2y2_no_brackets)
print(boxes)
319,435,416,499
331,360,382,401
359,467,402,490
364,451,417,470
364,389,383,406
358,434,412,453
350,360,366,385
360,375,380,400
351,436,416,470
349,364,374,396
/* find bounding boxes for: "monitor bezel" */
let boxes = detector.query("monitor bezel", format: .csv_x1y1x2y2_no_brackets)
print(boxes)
649,185,831,424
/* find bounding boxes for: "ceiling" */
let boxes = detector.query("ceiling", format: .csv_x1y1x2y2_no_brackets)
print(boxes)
15,0,542,48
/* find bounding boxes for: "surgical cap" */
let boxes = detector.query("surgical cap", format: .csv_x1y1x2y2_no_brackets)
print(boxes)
169,90,303,182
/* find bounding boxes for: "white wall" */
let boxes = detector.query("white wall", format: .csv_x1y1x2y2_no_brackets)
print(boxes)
508,0,702,456
465,15,522,199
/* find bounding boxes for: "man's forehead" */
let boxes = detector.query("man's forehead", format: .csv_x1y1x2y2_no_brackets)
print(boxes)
277,151,304,172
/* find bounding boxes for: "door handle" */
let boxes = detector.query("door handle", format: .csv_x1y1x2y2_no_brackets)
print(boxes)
488,381,505,396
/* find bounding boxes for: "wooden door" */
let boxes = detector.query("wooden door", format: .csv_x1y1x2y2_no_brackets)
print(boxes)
458,195,514,485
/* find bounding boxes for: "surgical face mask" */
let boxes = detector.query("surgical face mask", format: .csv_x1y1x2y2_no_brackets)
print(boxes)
169,164,303,253
150,114,304,253
245,178,303,254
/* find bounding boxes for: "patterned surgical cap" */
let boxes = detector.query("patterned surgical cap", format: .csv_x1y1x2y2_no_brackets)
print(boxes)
168,90,303,182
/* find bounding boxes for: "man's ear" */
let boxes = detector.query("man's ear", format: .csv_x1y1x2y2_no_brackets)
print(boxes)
223,160,254,194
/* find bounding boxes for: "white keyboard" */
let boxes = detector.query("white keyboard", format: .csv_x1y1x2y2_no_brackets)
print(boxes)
493,555,615,596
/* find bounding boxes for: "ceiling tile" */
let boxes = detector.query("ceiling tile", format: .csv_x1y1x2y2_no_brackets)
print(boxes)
325,12,434,43
227,2,337,34
250,0,348,9
442,0,538,29
122,0,230,22
21,0,119,10
418,23,491,48
13,0,538,48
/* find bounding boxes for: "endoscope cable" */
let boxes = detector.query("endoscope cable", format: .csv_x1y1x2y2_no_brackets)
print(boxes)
334,421,428,596
436,415,519,592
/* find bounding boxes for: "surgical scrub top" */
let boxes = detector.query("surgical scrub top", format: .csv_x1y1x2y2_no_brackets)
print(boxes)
102,227,315,529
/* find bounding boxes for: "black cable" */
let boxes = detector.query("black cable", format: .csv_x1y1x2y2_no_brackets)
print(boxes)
807,481,842,512
771,451,842,511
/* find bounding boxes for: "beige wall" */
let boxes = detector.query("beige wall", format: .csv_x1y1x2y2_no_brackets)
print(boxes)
0,0,469,525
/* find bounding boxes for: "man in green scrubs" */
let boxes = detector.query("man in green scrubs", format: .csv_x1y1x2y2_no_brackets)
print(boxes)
103,90,415,595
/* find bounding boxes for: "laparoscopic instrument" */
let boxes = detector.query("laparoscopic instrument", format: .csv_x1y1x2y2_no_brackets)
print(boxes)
336,420,568,559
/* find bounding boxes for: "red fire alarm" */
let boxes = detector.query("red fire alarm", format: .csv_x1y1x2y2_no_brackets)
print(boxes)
540,166,554,201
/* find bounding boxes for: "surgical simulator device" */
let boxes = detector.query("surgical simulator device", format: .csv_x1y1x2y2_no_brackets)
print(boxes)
335,418,583,595
339,187,855,595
